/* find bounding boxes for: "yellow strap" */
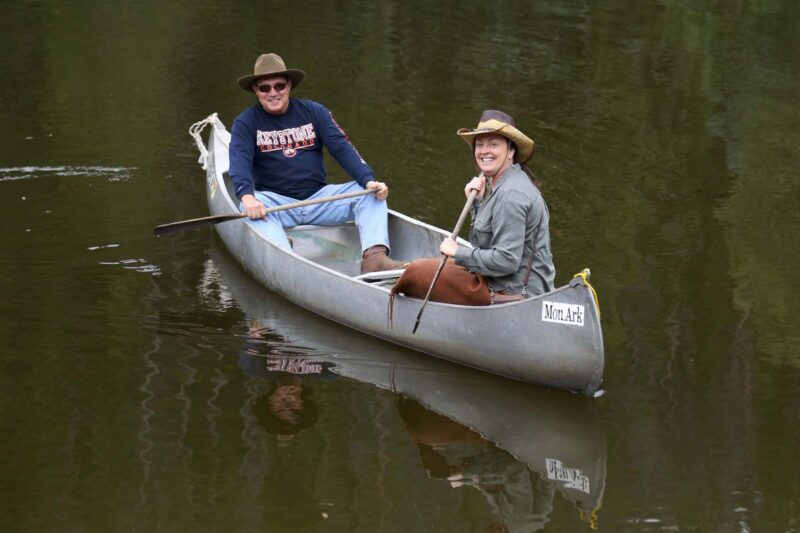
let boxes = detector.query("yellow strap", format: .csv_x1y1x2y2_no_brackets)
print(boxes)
579,508,600,530
573,268,601,320
578,492,602,529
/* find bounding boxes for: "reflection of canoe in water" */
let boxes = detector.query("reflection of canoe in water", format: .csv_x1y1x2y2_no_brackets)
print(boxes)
195,114,604,394
208,241,607,523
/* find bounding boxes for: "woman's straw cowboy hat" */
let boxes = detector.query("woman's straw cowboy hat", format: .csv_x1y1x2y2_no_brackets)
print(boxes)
237,53,306,93
457,109,535,163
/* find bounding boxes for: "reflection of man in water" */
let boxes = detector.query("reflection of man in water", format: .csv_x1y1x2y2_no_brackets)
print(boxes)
252,374,320,437
239,320,330,439
397,397,555,532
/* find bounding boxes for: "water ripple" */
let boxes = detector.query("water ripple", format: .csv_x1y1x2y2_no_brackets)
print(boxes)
98,257,161,275
0,165,136,182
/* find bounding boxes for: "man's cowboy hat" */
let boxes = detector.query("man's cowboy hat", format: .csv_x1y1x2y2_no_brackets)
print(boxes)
237,53,306,93
457,109,535,163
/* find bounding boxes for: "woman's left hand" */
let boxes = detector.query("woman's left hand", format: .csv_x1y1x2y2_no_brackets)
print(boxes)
439,238,458,257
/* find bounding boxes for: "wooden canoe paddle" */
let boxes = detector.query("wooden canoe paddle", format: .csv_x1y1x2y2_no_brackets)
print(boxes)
153,188,371,237
412,181,481,334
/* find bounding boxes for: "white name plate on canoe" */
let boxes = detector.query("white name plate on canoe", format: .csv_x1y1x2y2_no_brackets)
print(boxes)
542,301,585,326
546,458,591,493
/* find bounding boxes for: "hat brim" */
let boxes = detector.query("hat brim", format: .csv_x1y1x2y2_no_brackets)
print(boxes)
237,69,306,93
457,122,535,163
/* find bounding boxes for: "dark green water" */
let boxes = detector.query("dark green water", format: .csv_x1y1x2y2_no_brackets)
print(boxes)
1,1,798,531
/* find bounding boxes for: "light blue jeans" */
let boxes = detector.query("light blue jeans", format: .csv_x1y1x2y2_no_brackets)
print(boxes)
243,181,391,253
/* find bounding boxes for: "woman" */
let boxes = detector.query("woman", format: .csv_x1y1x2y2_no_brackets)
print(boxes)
389,110,554,314
440,109,555,301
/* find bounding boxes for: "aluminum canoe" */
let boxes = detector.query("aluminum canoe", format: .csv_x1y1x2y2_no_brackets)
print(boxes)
196,114,605,394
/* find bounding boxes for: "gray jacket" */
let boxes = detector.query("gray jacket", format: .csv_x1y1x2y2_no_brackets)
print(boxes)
454,164,555,295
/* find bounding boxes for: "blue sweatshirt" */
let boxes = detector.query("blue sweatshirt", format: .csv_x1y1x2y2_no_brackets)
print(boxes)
229,98,376,200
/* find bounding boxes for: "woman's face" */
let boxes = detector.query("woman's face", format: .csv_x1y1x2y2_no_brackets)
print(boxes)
474,133,514,178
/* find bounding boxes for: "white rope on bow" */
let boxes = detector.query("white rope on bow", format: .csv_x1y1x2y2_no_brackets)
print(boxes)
189,113,223,170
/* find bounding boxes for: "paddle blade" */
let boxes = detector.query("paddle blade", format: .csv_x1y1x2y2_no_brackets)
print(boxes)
153,213,245,237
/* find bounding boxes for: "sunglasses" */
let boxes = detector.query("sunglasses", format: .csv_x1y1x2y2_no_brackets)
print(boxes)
256,82,288,94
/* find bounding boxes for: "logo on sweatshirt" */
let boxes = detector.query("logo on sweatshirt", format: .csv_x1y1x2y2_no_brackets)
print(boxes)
257,123,316,157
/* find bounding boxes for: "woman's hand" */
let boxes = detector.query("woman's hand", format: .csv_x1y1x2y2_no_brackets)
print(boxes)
366,180,389,200
439,237,458,257
241,194,267,219
465,175,486,200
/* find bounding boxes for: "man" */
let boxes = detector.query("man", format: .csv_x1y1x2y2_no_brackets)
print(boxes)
229,52,404,273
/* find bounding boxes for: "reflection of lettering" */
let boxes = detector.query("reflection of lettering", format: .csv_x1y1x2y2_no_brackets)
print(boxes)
546,458,591,494
542,301,585,326
266,357,323,375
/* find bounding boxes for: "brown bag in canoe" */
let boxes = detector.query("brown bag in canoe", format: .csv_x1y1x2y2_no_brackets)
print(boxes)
388,258,491,326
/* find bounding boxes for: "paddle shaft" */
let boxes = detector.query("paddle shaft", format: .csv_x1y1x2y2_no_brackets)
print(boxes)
153,188,372,236
412,188,480,334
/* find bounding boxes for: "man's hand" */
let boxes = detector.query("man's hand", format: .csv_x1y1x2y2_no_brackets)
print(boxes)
241,194,267,220
465,175,487,200
366,180,389,201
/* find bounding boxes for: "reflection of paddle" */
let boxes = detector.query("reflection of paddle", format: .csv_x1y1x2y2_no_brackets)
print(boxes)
153,189,371,237
412,186,480,334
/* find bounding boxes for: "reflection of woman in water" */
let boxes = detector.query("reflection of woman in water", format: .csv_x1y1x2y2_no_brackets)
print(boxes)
397,397,556,533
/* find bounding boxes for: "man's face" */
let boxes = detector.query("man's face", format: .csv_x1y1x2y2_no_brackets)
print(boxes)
254,75,291,115
268,384,303,424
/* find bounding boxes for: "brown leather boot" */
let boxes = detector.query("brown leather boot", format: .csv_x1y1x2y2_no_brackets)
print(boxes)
360,245,408,274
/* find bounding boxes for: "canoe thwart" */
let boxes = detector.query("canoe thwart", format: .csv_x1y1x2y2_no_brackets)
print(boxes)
354,269,406,282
